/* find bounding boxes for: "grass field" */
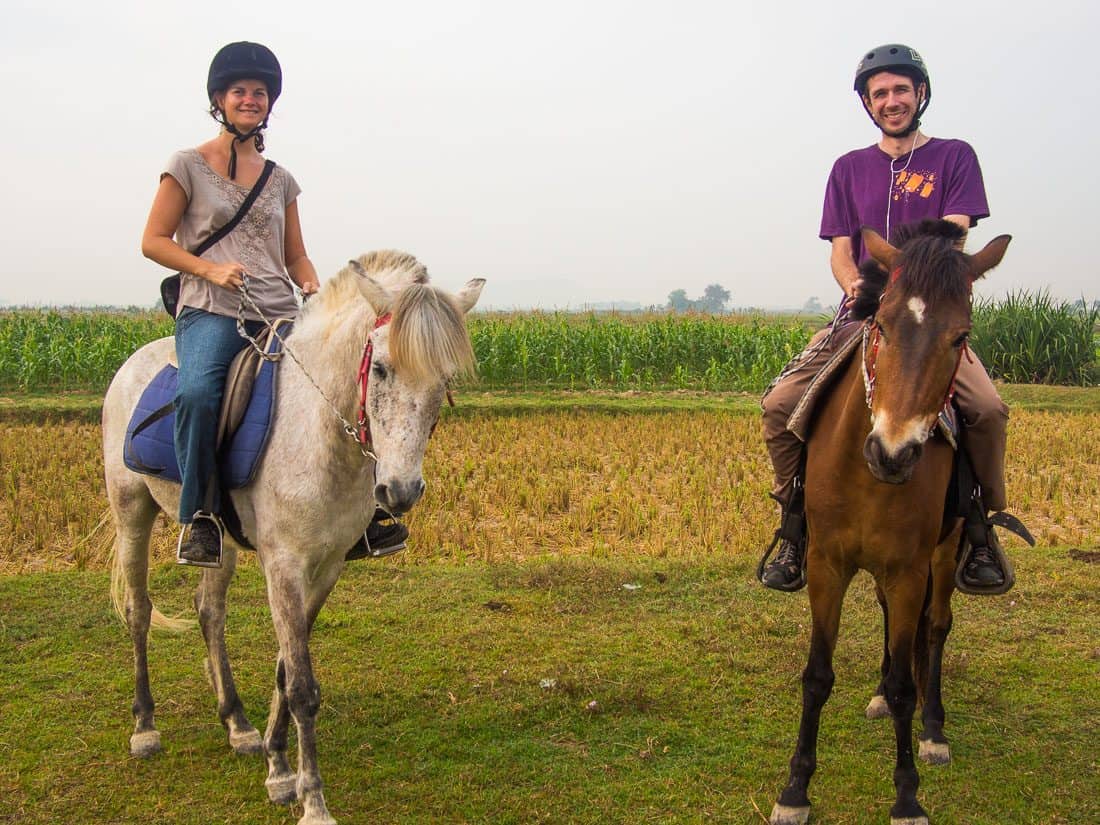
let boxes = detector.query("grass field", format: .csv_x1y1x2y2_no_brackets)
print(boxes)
2,389,1098,823
2,551,1098,824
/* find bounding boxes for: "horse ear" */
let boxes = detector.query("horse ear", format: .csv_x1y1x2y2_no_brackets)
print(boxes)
354,270,393,315
455,278,486,314
967,235,1012,281
861,227,899,270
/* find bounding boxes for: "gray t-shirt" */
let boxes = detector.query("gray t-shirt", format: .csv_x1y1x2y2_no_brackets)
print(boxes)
164,148,302,320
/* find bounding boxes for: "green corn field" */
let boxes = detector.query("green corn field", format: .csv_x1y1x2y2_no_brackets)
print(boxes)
1,293,1096,393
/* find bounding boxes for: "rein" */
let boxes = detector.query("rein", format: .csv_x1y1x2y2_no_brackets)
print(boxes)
236,279,378,459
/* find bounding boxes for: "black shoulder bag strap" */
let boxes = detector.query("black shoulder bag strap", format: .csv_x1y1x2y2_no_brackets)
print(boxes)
160,159,277,317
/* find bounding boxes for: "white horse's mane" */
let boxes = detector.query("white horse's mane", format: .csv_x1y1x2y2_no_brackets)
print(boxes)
297,249,475,386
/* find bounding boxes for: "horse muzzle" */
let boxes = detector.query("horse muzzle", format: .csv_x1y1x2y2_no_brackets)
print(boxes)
863,433,922,484
374,478,426,515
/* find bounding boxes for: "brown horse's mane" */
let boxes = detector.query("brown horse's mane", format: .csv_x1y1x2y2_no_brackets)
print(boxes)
849,219,971,321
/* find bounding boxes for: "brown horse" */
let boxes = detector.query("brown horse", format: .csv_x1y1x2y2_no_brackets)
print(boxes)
769,220,1011,825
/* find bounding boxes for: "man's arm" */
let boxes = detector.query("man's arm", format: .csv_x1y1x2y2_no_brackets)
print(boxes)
830,237,862,297
942,214,970,250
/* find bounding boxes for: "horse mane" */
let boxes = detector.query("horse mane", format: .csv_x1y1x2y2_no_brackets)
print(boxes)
390,283,477,385
849,219,971,321
301,249,475,386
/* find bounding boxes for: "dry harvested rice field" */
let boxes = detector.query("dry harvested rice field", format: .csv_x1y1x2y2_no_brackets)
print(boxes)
3,405,1098,574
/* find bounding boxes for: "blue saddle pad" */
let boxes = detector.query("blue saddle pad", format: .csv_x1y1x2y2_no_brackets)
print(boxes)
123,333,283,488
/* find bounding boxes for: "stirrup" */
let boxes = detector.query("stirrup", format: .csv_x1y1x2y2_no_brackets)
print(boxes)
757,483,807,592
346,513,408,561
954,503,1031,596
176,511,224,569
757,531,807,592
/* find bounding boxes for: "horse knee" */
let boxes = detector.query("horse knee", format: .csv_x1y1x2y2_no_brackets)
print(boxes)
884,674,917,718
286,678,321,719
801,665,835,706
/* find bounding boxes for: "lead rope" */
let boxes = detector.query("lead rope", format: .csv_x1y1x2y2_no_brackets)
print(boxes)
236,277,378,460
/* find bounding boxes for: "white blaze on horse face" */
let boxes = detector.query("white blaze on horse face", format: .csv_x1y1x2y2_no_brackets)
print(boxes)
908,296,926,325
870,407,934,453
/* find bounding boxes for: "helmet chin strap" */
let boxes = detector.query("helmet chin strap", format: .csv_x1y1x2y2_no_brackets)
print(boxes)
223,120,267,180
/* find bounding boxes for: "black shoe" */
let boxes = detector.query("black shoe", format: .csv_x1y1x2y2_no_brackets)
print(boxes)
956,500,1022,596
961,542,1005,589
760,536,807,592
346,513,409,561
177,517,223,568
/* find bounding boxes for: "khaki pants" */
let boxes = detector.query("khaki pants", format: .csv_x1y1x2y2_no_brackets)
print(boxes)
761,322,1008,511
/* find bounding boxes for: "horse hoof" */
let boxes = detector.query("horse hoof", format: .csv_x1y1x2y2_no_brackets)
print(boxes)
230,728,263,755
770,803,811,825
266,774,298,805
130,730,162,758
865,694,891,719
918,739,951,765
298,814,337,825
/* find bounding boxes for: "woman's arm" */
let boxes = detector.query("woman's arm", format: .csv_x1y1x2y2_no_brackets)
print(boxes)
284,199,320,294
140,174,246,290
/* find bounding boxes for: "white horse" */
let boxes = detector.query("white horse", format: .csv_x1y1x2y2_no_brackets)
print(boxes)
103,251,484,825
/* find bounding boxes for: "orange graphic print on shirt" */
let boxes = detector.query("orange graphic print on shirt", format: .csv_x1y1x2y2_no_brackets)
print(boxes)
893,170,935,201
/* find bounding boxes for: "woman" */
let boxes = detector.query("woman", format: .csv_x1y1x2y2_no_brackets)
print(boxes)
141,41,319,566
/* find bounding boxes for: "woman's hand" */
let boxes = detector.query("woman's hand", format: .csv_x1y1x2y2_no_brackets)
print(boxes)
200,261,247,291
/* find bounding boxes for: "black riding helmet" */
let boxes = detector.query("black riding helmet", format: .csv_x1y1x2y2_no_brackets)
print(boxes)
207,41,282,106
206,42,282,179
853,44,930,135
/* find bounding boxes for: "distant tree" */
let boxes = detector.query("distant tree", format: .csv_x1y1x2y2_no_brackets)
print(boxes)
667,289,691,312
802,296,823,314
700,283,731,313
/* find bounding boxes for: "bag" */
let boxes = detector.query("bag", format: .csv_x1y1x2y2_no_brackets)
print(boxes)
160,273,182,317
159,160,276,318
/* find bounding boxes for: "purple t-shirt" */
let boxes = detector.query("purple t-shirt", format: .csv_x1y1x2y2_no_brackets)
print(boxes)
819,138,989,265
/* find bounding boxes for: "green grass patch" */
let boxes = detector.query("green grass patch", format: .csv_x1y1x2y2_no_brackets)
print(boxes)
2,550,1097,824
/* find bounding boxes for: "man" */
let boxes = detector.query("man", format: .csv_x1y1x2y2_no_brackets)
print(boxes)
758,44,1014,594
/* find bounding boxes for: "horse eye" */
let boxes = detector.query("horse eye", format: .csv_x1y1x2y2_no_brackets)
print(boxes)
372,363,388,379
953,332,970,348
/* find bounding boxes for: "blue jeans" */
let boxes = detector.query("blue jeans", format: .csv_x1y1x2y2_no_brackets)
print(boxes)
173,308,263,523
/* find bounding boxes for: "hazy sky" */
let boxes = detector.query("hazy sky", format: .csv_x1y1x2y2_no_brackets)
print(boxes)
1,0,1095,310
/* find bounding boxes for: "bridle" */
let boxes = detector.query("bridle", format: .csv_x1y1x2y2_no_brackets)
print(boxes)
238,280,452,462
355,311,453,455
860,266,972,418
356,313,392,452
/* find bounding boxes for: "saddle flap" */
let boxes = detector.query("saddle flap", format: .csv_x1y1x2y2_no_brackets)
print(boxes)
786,324,863,442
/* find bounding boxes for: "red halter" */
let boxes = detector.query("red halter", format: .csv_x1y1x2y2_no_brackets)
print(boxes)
354,312,454,453
356,313,392,450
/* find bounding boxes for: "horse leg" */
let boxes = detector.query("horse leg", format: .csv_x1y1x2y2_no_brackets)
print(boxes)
919,537,957,765
264,654,297,804
194,544,262,755
262,558,343,825
113,485,162,757
883,573,931,825
866,583,892,720
771,565,851,825
264,563,344,805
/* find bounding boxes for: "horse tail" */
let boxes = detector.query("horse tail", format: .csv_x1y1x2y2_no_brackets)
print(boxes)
108,524,195,633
